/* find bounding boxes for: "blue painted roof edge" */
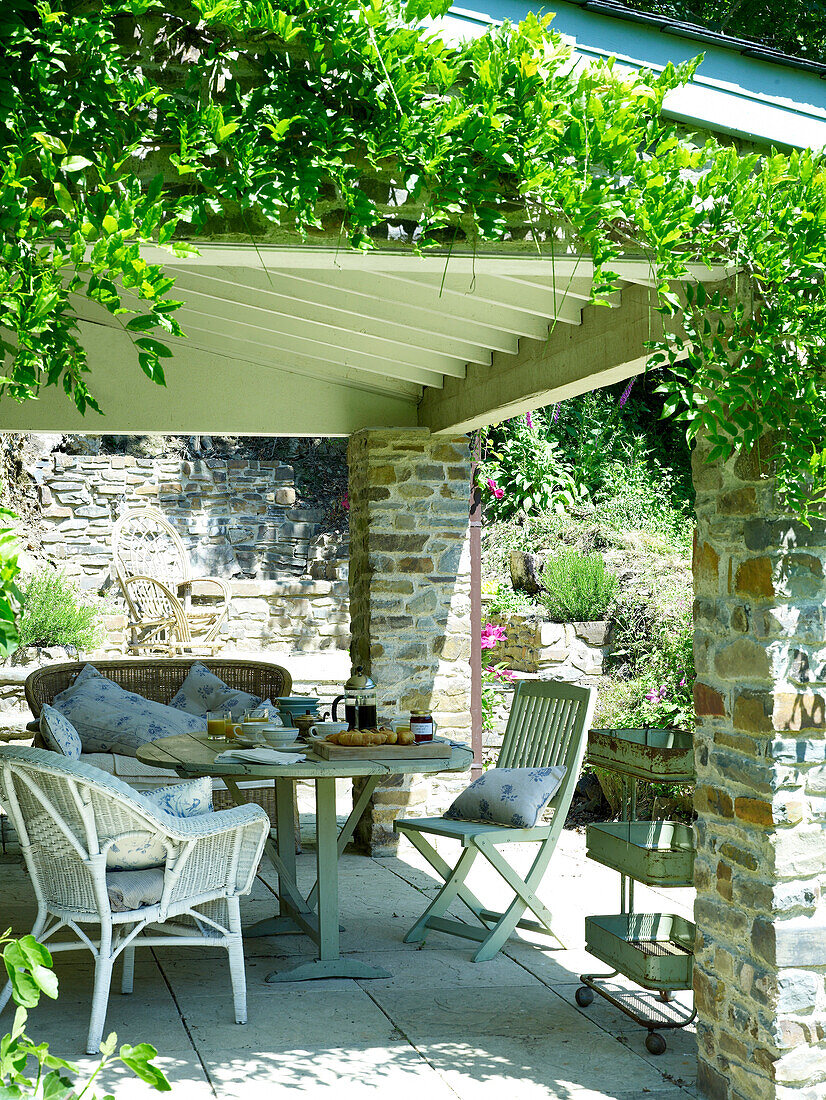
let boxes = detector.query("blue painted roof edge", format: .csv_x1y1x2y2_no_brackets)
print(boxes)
445,0,826,150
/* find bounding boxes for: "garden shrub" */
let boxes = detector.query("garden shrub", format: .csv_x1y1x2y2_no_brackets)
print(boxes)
538,550,617,622
18,569,103,650
485,581,537,618
594,451,693,545
477,410,584,521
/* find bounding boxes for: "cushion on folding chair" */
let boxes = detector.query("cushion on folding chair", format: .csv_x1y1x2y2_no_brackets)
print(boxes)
444,765,566,828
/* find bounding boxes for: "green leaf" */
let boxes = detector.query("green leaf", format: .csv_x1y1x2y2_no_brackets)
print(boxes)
52,182,75,215
60,156,93,173
125,314,160,332
119,1044,172,1091
32,133,67,155
134,337,173,358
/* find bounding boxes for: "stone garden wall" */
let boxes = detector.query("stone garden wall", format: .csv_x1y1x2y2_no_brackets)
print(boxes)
27,451,349,654
481,610,610,682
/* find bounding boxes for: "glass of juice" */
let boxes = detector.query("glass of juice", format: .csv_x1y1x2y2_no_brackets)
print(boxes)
206,711,226,740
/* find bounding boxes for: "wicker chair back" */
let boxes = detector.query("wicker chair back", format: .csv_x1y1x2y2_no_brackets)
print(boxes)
25,658,293,719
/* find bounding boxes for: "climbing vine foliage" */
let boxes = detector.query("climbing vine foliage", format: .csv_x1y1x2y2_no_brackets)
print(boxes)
1,0,825,511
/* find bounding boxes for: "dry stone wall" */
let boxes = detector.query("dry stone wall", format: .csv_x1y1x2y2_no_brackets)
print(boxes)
692,435,826,1100
482,610,609,681
27,452,349,654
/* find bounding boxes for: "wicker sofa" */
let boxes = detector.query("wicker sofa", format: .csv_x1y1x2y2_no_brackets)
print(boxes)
25,658,293,817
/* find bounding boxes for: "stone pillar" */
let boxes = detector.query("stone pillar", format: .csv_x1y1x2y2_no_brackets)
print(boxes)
348,428,471,854
693,436,826,1100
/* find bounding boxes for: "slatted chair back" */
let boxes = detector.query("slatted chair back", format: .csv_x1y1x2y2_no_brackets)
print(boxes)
497,679,594,775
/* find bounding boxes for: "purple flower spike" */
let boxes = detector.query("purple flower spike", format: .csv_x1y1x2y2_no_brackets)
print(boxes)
619,378,635,408
552,404,560,423
525,411,534,429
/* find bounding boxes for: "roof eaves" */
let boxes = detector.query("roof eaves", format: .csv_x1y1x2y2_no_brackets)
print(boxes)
562,0,826,78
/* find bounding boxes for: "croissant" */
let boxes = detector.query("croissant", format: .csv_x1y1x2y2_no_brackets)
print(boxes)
397,728,415,745
326,729,392,746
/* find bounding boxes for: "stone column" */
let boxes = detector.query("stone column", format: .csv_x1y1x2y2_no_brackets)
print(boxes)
348,428,471,854
693,435,826,1100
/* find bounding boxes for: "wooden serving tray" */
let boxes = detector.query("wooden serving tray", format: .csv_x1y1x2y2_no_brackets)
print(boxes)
310,738,452,760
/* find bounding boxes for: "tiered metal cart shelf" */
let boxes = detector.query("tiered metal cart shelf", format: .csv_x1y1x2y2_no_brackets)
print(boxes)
575,727,697,1055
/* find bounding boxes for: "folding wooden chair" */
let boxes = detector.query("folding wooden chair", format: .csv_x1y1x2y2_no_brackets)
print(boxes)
395,679,596,962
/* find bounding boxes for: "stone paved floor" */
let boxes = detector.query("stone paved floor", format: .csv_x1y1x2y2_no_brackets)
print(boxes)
0,825,697,1100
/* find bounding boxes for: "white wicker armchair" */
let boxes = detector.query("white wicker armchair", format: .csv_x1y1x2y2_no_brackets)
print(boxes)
0,746,269,1054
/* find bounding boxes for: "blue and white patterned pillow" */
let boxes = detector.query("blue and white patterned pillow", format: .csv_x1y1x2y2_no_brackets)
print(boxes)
52,664,206,756
444,766,567,828
169,661,261,719
40,704,81,759
140,776,213,817
107,777,213,871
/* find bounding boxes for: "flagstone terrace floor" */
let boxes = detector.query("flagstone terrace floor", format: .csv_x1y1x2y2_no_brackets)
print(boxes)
0,826,697,1100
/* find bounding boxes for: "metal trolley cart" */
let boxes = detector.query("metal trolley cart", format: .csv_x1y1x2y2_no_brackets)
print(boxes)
575,727,697,1055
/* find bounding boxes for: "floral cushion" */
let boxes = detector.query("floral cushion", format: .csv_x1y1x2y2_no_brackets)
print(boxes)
52,663,206,756
444,766,567,828
39,704,82,759
107,777,213,871
170,661,261,719
140,775,213,817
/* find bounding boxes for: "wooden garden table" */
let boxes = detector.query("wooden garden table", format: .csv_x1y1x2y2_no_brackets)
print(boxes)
137,732,472,982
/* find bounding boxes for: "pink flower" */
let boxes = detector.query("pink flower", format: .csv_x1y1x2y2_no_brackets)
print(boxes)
486,478,505,500
645,684,668,704
481,623,507,650
525,411,534,429
495,667,515,682
342,493,350,512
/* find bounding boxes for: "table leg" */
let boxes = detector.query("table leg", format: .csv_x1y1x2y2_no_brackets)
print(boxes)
265,776,391,982
245,778,317,940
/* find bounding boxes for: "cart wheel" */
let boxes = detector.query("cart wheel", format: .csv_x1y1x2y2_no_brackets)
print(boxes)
575,986,594,1008
645,1032,667,1056
657,990,673,1003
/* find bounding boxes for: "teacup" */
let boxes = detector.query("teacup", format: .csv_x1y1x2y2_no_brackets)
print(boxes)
309,721,349,739
261,725,299,745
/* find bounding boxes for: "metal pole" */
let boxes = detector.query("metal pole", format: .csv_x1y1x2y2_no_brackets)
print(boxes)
470,433,483,779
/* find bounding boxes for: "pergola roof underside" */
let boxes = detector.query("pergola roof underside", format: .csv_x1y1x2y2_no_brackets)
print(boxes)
75,248,726,406
0,247,729,436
